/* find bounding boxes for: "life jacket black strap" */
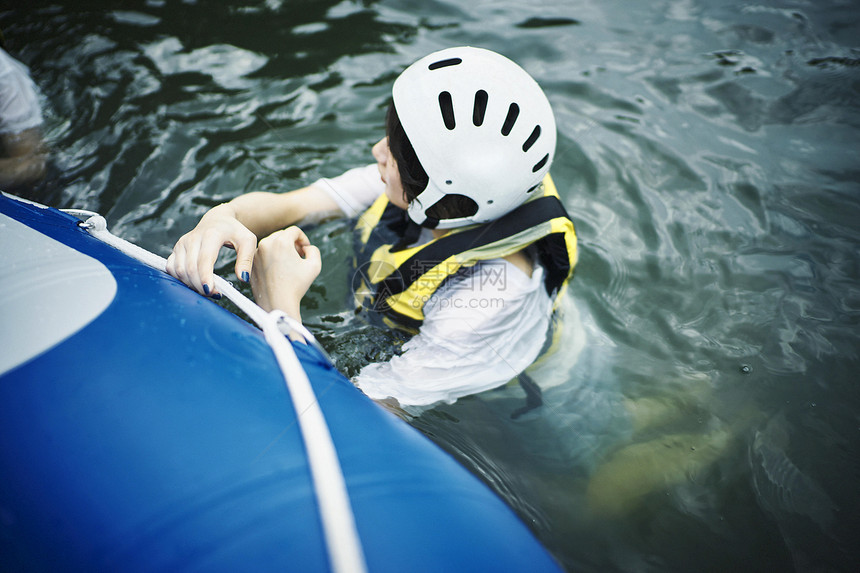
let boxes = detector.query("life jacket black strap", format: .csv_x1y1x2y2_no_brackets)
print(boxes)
510,371,543,419
379,195,572,298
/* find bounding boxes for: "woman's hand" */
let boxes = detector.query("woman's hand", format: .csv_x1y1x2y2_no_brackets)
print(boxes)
250,226,321,320
166,186,341,297
166,204,258,297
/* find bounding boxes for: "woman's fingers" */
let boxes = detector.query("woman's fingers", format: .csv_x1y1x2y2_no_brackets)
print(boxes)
251,227,320,316
232,228,258,283
167,222,259,297
291,226,310,247
184,236,207,295
165,252,176,277
258,227,299,256
168,239,190,286
301,244,322,275
172,224,318,308
196,227,237,296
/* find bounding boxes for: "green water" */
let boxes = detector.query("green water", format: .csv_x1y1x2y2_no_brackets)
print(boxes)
5,1,859,571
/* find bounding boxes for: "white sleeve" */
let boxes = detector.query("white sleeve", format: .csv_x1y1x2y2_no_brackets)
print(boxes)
0,48,43,135
310,164,384,218
354,262,553,407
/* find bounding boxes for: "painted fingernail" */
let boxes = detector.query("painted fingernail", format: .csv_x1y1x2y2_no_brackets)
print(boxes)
241,271,250,282
203,283,210,295
212,293,222,300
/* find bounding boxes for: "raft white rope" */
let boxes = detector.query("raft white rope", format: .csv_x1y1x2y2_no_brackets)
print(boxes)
67,209,367,573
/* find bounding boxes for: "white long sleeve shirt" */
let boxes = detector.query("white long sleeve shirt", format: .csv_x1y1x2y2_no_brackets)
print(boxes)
312,165,553,407
0,48,43,135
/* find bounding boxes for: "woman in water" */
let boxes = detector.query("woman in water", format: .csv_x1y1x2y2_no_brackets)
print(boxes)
167,46,577,410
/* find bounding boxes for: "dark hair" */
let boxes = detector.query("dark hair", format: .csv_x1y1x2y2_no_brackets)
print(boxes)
385,103,478,222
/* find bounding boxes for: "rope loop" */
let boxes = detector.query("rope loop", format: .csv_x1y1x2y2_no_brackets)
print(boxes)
61,209,106,231
273,311,334,364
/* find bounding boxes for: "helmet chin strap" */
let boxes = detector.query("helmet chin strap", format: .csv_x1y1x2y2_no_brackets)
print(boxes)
405,179,478,231
390,208,440,253
390,219,426,253
392,183,446,252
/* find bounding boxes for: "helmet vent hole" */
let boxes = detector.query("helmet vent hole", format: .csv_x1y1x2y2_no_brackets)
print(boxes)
501,103,519,136
473,90,488,126
429,57,462,70
438,91,456,130
487,200,494,204
523,125,541,152
532,153,549,173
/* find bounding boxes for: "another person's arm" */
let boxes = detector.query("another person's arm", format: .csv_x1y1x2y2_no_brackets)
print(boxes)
0,47,46,188
0,127,47,187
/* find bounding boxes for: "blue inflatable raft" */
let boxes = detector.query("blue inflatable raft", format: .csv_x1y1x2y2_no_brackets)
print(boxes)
0,192,561,572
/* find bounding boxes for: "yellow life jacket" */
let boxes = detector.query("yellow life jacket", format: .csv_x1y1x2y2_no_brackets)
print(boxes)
353,174,577,333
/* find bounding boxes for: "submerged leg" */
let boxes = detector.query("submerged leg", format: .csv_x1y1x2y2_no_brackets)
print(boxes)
585,428,733,518
623,396,692,434
623,374,712,434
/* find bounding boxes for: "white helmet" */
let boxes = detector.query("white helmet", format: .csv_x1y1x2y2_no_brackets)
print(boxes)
392,46,557,229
